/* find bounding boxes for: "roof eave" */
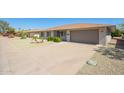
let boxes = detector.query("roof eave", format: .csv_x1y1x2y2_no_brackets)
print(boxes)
27,25,116,33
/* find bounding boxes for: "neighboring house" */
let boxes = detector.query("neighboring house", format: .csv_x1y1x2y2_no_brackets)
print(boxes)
27,23,116,45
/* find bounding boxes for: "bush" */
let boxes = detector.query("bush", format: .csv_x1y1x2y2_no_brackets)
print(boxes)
15,32,21,37
19,31,27,39
32,36,39,41
53,37,61,42
8,34,15,38
7,27,15,34
47,37,54,41
111,29,122,37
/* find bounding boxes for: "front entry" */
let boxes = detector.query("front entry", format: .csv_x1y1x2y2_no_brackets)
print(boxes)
56,31,66,41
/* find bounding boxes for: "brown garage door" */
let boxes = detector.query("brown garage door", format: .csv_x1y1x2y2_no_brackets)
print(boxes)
70,30,99,44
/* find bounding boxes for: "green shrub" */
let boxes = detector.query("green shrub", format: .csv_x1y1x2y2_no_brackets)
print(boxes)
47,37,54,41
32,36,39,41
19,31,27,39
15,32,21,37
7,27,15,34
53,37,61,42
111,29,122,37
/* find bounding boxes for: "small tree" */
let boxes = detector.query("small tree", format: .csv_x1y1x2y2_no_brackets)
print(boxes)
0,20,16,38
0,20,9,33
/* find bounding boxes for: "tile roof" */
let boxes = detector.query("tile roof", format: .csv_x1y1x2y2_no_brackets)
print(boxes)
27,23,115,33
47,23,115,30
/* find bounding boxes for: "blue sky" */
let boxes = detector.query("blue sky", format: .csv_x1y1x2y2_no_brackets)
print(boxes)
0,18,124,30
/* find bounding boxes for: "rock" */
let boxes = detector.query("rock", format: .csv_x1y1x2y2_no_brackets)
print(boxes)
87,60,97,66
107,55,114,58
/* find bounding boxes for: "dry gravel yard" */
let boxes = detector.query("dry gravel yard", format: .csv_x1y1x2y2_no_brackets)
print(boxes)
0,37,96,75
1,36,124,75
77,42,124,75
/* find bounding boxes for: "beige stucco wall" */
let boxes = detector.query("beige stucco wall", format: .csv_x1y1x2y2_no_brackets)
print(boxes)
99,27,112,45
44,32,47,38
29,32,41,37
106,27,114,43
29,32,37,37
106,35,111,44
99,28,106,45
51,31,54,37
66,30,70,41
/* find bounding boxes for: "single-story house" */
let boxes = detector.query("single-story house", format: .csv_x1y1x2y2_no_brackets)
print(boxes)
27,23,116,45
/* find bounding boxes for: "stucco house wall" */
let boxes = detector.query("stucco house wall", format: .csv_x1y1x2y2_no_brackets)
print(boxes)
29,32,38,37
106,32,111,44
99,28,107,45
66,30,70,41
99,27,112,45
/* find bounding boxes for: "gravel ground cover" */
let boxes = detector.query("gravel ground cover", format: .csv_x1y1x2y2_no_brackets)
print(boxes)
77,43,124,75
0,37,96,74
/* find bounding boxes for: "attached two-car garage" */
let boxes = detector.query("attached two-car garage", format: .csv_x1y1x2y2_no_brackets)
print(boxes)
70,30,99,44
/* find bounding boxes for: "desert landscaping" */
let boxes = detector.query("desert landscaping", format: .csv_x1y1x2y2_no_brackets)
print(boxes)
0,36,96,74
77,38,124,75
0,36,124,75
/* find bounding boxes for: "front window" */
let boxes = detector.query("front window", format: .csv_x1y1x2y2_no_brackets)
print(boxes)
40,32,44,37
47,32,51,37
56,31,64,37
60,32,63,36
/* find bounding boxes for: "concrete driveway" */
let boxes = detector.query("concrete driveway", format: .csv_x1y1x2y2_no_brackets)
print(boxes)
0,37,97,75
